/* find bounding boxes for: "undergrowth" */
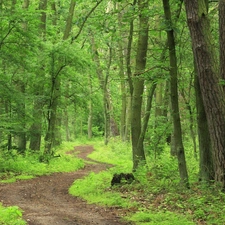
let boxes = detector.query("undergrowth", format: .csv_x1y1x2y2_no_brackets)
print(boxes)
0,203,25,225
69,138,225,225
0,142,84,183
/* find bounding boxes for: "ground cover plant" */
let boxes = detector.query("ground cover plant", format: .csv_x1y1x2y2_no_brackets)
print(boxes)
0,142,84,183
0,203,25,225
69,139,225,225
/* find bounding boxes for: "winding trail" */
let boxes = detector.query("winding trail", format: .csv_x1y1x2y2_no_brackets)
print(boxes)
0,145,133,225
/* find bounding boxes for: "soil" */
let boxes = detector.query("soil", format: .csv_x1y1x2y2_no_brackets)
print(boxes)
0,145,134,225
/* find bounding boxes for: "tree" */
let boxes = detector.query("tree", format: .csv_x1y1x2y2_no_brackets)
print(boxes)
29,0,47,151
192,1,214,182
162,0,189,185
184,0,225,187
131,0,149,170
194,64,214,182
90,34,113,145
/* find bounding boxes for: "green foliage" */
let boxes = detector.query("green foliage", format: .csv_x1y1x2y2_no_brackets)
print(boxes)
128,210,194,225
0,143,84,182
88,138,133,171
0,203,26,225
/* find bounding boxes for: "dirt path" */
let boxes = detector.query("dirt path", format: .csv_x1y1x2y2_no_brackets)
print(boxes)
0,145,133,225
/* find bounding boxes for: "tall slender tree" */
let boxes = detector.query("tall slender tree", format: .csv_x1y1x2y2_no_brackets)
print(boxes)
162,0,189,185
131,0,149,170
29,0,47,151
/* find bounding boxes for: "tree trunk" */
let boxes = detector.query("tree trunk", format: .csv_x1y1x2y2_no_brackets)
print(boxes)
219,0,225,87
90,35,114,145
118,40,127,141
29,96,43,151
5,100,12,150
137,84,156,152
117,3,127,141
184,0,225,187
29,0,47,151
194,64,214,182
193,2,213,179
125,96,131,141
63,0,76,40
131,0,149,170
88,74,93,139
44,0,75,153
44,69,60,154
155,84,163,118
16,81,26,152
163,0,189,185
180,88,197,159
64,109,71,141
103,46,113,145
123,0,136,142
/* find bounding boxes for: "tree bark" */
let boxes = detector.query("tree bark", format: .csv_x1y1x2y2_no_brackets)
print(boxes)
117,3,127,141
88,74,93,139
219,0,225,87
29,0,47,151
194,64,214,182
163,0,189,185
131,0,149,170
124,0,136,141
137,84,156,152
184,0,225,186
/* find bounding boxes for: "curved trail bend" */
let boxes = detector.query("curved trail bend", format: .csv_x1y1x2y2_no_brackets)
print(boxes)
0,145,133,225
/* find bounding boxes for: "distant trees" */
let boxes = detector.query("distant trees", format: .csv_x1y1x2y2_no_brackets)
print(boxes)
0,1,101,156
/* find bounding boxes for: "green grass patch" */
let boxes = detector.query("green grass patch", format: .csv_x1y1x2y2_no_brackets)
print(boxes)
128,210,194,225
69,171,136,208
0,142,84,183
0,203,26,225
88,138,133,172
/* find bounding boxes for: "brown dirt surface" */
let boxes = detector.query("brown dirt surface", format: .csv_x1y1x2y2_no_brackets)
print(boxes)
0,145,134,225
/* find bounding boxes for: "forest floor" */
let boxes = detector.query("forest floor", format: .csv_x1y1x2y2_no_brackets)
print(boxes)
0,145,134,225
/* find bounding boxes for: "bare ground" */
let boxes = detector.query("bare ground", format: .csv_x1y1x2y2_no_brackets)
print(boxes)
0,145,134,225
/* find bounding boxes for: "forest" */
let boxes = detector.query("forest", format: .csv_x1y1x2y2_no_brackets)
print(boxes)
1,0,225,224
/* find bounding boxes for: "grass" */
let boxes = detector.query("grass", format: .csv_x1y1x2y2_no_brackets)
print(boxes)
69,171,136,208
69,138,225,225
128,210,195,225
0,142,84,182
